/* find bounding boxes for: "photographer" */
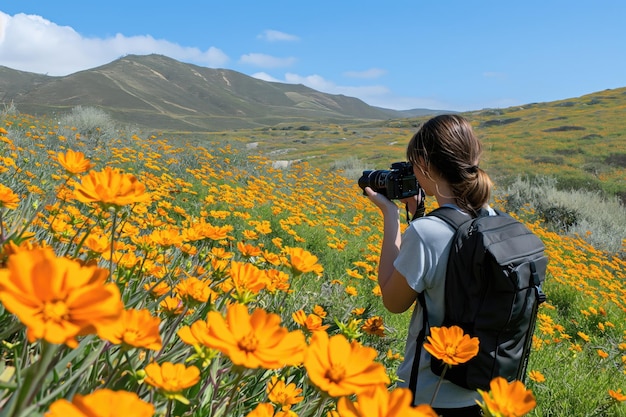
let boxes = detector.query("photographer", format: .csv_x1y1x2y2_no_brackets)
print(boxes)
363,114,493,416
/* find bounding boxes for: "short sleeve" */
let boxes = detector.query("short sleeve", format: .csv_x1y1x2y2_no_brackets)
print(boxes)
393,217,455,294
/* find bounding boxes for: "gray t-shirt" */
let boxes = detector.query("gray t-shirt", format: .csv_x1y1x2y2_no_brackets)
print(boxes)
393,207,482,408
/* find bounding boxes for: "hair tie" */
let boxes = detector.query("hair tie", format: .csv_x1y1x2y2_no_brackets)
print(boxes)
467,165,479,173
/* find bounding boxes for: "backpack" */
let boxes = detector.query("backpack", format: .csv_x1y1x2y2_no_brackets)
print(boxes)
408,206,548,393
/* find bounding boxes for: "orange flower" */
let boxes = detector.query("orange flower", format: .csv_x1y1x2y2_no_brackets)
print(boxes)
423,326,479,366
175,276,217,305
527,370,545,383
177,316,213,347
56,149,94,174
228,260,268,301
98,308,163,351
160,296,185,316
144,362,200,404
361,316,385,337
477,377,537,417
238,241,263,257
46,389,154,417
597,349,609,359
283,246,324,276
202,303,306,369
267,376,304,410
264,268,291,293
337,385,438,417
246,403,276,417
304,331,390,397
0,248,122,347
609,389,626,402
0,183,19,210
292,309,329,333
73,166,150,207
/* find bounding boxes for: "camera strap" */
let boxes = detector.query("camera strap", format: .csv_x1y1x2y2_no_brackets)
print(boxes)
407,189,426,223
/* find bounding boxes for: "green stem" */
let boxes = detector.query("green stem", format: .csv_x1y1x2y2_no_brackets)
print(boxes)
306,393,328,417
25,341,107,413
0,341,61,417
222,369,247,417
430,365,449,406
108,207,118,279
155,307,188,360
0,209,5,243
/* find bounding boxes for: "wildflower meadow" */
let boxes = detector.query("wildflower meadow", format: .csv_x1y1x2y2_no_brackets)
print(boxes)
0,111,625,417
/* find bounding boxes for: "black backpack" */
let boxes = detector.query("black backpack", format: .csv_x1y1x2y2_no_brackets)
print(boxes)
408,206,548,393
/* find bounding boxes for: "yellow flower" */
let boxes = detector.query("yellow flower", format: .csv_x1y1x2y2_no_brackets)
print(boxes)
345,286,358,296
56,149,94,174
304,331,390,397
144,362,200,404
203,303,306,369
267,376,304,410
74,166,150,207
527,370,545,383
337,385,438,417
46,389,154,417
0,248,122,347
423,326,479,366
98,308,163,351
0,183,19,210
477,377,537,417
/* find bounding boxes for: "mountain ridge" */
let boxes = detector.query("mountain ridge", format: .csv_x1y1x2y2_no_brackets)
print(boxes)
0,54,444,131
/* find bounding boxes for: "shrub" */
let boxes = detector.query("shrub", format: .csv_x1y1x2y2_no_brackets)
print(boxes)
501,176,626,255
57,106,118,151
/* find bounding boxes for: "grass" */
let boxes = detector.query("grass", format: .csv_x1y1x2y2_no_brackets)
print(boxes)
0,108,624,416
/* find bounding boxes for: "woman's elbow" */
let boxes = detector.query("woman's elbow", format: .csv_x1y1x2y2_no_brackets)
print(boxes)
382,296,411,314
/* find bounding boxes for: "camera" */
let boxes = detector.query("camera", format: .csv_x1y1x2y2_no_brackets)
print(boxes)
358,161,421,200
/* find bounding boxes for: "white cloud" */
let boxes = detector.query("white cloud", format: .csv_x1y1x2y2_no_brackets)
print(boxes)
268,72,450,110
251,72,282,83
239,53,296,68
343,68,387,79
257,29,299,42
0,12,229,76
0,11,454,110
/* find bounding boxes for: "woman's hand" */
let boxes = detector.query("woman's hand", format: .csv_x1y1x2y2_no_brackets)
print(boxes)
364,187,399,216
400,194,419,215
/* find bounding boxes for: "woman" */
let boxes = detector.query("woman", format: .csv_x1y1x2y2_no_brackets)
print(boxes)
364,114,493,416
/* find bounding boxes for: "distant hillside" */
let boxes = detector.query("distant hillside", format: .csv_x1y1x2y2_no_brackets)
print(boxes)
0,54,443,131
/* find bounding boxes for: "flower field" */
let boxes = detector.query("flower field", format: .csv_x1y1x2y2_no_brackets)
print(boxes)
0,112,625,416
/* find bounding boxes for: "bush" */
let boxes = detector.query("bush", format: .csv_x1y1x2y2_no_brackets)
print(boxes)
501,176,626,255
330,156,369,180
57,106,118,151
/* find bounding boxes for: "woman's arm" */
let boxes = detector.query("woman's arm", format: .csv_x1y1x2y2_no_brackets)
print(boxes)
364,187,418,313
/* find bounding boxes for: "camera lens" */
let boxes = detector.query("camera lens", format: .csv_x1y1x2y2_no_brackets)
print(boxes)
358,170,390,192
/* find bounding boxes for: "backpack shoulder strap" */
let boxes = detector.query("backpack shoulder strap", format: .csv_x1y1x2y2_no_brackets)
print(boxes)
408,292,427,400
427,206,474,230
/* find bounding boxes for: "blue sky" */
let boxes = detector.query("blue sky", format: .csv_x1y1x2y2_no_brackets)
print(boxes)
1,1,625,111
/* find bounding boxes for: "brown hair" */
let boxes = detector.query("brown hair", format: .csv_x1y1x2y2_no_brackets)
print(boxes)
406,114,492,215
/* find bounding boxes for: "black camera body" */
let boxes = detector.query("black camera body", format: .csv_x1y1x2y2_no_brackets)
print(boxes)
358,161,421,200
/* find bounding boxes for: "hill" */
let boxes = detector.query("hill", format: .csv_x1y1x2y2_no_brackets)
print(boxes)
0,54,444,131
